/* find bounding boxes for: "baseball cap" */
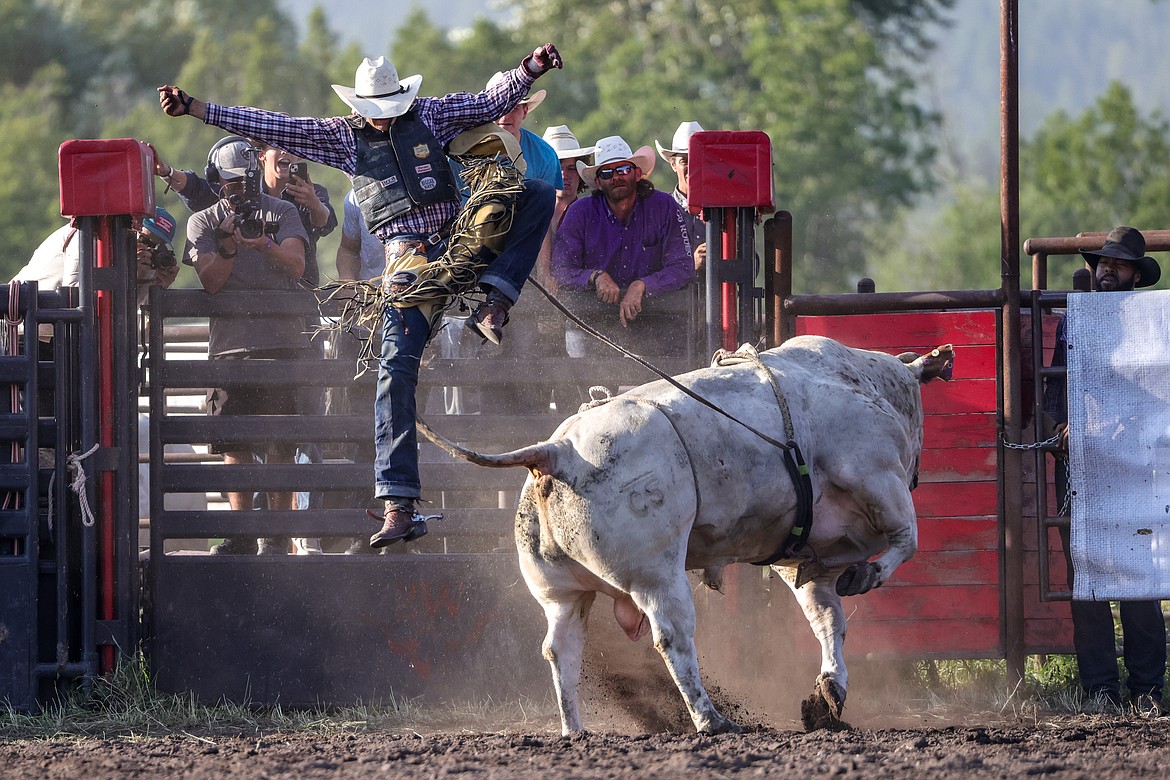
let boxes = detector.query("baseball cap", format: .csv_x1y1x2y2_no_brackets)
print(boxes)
213,140,255,180
143,207,177,246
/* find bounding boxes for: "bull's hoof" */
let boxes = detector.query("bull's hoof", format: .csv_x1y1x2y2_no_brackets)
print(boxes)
697,712,743,735
800,675,850,732
836,561,881,596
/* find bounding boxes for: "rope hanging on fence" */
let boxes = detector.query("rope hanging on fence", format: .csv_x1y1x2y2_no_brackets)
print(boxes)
316,152,526,379
59,443,99,528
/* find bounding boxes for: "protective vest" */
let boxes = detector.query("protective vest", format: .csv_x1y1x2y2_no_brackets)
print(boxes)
348,112,459,232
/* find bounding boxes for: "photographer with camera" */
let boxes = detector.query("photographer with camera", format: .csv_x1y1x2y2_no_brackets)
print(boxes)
11,207,180,421
133,208,181,302
184,137,311,556
156,137,337,553
14,206,180,310
152,139,335,287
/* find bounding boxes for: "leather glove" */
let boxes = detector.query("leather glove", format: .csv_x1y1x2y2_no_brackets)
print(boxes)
522,43,563,77
158,85,195,116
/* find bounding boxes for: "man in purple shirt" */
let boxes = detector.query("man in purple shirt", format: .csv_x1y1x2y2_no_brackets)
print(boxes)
158,45,559,549
551,135,694,358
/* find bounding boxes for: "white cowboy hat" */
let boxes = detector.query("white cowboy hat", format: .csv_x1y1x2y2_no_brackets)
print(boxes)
655,121,705,163
486,71,545,112
541,125,594,160
332,57,422,119
577,135,655,189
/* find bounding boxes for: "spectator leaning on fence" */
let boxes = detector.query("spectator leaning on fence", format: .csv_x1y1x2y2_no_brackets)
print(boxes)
535,124,593,294
1043,225,1167,714
475,71,567,416
551,135,694,359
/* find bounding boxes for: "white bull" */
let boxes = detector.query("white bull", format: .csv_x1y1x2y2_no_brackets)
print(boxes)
421,335,954,734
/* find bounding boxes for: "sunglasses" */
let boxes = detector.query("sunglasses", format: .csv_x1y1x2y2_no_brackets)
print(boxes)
596,163,635,181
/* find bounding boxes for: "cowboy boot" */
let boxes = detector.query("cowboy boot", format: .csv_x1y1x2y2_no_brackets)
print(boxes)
466,292,511,345
368,501,428,548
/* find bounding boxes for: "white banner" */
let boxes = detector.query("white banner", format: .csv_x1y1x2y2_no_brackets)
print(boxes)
1067,290,1170,600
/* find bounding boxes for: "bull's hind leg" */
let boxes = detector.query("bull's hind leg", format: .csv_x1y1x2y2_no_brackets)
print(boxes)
631,574,741,734
837,471,919,596
540,591,596,736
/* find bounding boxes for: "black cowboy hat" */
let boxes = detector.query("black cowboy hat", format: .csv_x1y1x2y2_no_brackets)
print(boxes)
1079,225,1161,287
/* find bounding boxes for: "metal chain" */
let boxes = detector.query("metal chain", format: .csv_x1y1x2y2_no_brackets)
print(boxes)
1000,431,1073,515
1001,431,1061,450
1057,456,1072,517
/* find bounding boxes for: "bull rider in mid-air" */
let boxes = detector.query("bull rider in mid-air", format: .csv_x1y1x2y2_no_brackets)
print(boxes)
157,43,561,550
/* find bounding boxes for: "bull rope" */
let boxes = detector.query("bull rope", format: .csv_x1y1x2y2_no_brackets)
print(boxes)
706,345,816,567
315,153,526,376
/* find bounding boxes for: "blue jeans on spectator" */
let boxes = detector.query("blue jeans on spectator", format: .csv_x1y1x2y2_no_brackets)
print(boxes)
372,178,554,501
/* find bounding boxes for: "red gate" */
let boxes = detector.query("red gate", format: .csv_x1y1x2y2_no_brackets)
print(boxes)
795,309,1072,659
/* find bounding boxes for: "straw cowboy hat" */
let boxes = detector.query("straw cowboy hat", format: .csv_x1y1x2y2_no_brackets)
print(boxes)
541,125,594,160
655,121,704,163
447,123,527,175
577,135,656,189
1079,226,1161,287
487,71,546,112
332,57,422,119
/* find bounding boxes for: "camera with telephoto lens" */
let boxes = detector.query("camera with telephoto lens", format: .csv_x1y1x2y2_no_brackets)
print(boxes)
226,146,276,240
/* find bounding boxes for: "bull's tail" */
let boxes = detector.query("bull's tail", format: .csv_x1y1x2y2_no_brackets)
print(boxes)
416,414,559,474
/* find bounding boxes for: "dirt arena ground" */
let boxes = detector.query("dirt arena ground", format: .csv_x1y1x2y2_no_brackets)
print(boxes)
3,714,1169,779
6,579,1166,778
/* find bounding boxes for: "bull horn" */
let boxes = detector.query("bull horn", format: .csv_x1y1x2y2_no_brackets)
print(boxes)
416,415,558,473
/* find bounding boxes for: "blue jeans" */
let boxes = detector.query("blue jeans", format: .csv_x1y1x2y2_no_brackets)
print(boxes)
372,178,555,500
477,178,555,303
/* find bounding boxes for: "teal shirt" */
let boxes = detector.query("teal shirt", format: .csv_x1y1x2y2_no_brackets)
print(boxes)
451,125,563,199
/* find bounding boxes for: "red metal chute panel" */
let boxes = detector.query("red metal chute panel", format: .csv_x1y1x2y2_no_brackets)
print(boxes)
794,310,1073,659
687,130,775,214
59,139,154,217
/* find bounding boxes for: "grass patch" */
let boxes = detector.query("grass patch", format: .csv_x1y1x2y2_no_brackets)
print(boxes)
894,654,1160,720
7,652,1146,739
0,654,556,741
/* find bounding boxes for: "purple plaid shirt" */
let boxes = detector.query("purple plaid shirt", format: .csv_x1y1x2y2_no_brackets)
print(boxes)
203,67,535,241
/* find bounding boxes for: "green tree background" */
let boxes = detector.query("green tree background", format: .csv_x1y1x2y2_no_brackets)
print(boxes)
871,83,1170,292
0,0,359,285
2,0,1169,296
